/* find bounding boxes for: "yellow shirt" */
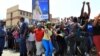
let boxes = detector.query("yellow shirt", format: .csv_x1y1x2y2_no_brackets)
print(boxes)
43,29,52,40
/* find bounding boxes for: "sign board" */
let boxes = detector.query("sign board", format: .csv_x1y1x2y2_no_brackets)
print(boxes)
32,0,49,21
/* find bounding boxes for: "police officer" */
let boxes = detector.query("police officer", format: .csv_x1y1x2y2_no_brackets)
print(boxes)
0,20,6,56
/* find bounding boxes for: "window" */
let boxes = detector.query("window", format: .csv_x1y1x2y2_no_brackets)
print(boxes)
26,12,28,16
20,11,23,15
23,11,25,15
29,13,31,16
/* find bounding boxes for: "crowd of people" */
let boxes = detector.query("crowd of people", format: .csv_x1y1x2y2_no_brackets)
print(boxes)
0,1,100,56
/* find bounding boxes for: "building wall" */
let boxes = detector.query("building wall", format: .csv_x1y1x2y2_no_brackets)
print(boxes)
7,5,19,14
6,20,11,27
50,18,59,23
6,13,11,19
7,11,20,19
5,5,32,27
12,18,19,26
19,10,32,19
12,11,20,18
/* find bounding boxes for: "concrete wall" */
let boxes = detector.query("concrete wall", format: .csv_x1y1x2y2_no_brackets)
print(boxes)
12,18,19,26
6,5,32,27
6,20,11,27
7,5,19,13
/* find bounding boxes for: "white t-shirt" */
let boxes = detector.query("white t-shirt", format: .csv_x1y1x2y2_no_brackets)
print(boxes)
3,26,6,32
28,33,35,41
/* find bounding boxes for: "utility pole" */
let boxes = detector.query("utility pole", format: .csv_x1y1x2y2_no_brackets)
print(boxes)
10,12,12,28
48,0,50,21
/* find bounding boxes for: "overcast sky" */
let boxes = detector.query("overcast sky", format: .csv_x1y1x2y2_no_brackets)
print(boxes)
0,0,100,20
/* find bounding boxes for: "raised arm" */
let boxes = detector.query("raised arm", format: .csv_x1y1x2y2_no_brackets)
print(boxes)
86,2,91,17
93,14,100,26
80,1,85,17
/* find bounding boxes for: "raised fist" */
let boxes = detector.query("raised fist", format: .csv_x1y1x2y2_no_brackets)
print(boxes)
83,1,85,5
86,2,89,5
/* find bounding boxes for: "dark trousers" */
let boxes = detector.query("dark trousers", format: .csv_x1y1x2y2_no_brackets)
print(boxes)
55,36,67,56
86,33,93,52
8,37,14,49
0,38,5,56
19,37,27,56
69,37,76,55
28,41,36,56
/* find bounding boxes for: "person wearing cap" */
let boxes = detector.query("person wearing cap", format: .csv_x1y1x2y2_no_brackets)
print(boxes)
34,24,44,56
93,14,100,56
0,20,6,56
19,17,28,56
42,22,53,56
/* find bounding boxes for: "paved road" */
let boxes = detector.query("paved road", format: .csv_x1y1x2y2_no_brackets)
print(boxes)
2,50,19,56
2,49,96,56
2,49,47,56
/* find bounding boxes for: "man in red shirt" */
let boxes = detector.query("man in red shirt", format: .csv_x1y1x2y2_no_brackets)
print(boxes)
34,24,44,56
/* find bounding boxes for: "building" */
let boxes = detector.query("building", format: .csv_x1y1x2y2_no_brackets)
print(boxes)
50,18,60,23
5,5,32,27
49,14,60,23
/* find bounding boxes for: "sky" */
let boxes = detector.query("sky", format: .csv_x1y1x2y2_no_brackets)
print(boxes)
0,0,100,20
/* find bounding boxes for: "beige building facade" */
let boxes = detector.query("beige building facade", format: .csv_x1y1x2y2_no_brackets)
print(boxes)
6,5,32,27
49,14,59,23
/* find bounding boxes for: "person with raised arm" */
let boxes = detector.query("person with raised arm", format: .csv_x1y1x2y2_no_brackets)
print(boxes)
79,1,91,26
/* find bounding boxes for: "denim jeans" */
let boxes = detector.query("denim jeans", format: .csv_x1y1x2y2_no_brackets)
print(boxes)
86,33,93,52
69,37,76,55
19,35,27,56
88,34,93,48
42,39,53,56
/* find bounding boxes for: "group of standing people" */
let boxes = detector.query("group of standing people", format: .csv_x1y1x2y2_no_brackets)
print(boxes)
0,1,100,56
18,17,54,56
